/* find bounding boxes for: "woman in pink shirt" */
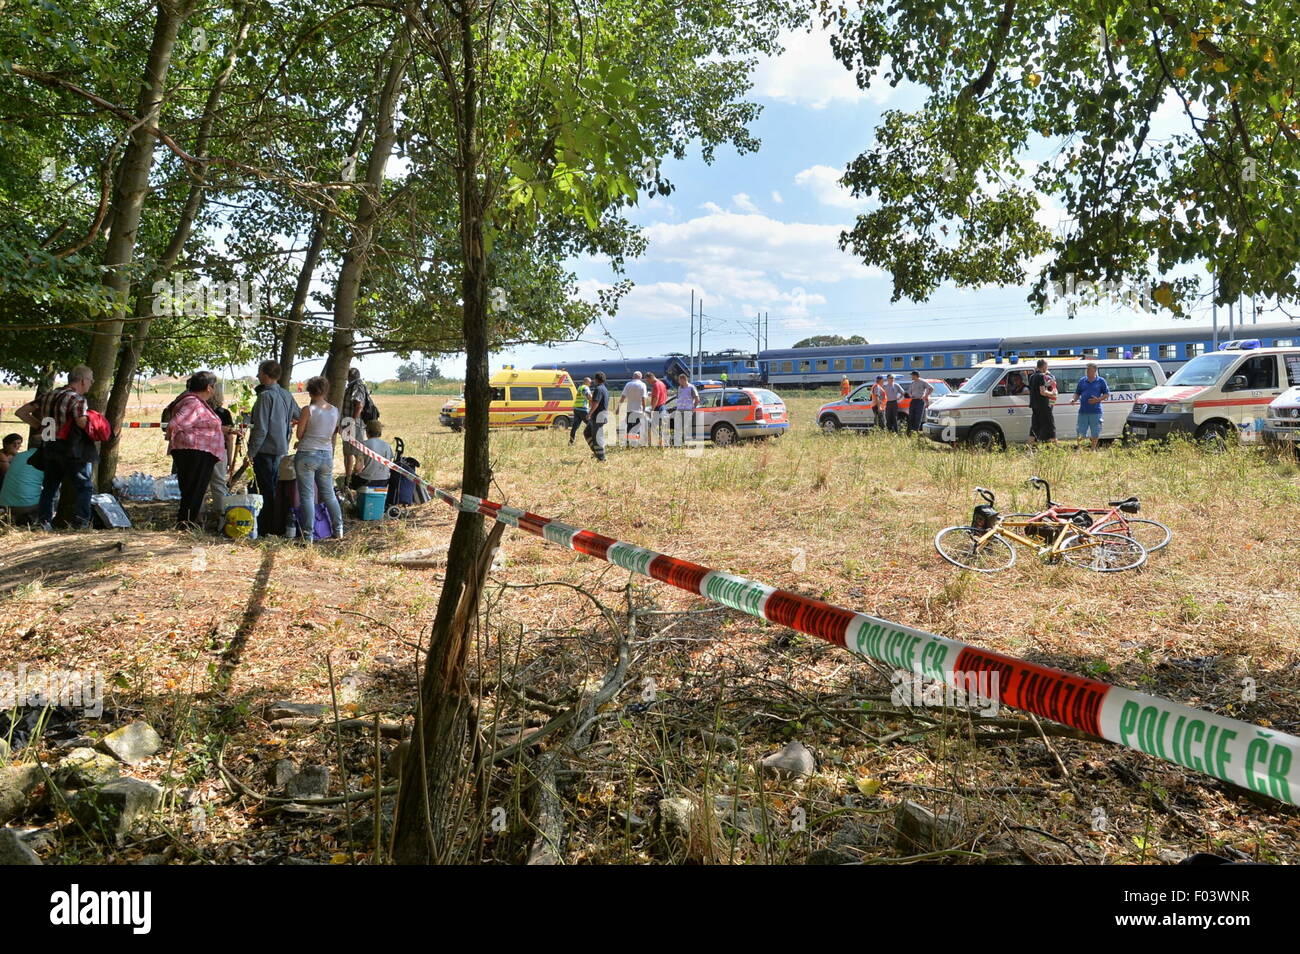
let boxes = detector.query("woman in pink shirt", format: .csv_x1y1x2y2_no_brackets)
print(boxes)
167,371,225,530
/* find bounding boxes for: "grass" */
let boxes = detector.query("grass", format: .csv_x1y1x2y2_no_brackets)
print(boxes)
1,386,1298,863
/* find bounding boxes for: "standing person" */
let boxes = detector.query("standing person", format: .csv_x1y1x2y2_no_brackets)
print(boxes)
905,371,934,434
246,360,300,535
294,376,344,541
840,375,851,398
621,371,648,445
341,368,371,475
1027,359,1058,445
569,376,592,445
204,379,239,525
1070,362,1109,450
882,374,905,434
584,372,609,462
166,372,225,530
675,372,700,445
645,371,668,445
870,375,886,429
0,433,21,491
16,364,95,530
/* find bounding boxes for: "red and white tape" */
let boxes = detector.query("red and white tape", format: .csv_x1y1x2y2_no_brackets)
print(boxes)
344,437,1300,806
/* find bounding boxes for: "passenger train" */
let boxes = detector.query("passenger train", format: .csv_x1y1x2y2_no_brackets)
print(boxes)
533,321,1299,389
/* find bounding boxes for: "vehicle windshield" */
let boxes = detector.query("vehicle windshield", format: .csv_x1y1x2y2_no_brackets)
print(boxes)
1166,353,1240,387
930,381,952,396
753,389,783,405
958,367,1006,394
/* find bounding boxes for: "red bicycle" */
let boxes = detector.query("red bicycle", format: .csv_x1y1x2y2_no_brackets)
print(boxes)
1007,477,1172,553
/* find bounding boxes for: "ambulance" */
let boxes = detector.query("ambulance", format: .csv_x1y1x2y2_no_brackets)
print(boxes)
924,356,1165,450
1125,340,1300,445
1262,386,1300,446
439,366,578,431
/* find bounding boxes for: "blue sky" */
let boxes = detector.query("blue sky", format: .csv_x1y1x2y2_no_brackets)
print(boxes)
354,25,1254,381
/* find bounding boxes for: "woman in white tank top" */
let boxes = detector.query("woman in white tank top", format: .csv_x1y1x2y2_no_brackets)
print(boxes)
293,376,343,541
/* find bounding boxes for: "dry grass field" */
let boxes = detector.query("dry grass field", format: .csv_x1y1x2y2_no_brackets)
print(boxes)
2,386,1299,864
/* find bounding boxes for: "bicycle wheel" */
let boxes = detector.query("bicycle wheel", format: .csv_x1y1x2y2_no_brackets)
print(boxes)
1091,517,1171,553
934,526,1016,573
1059,531,1147,572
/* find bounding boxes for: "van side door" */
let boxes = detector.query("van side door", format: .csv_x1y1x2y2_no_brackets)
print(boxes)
1051,367,1084,436
1228,354,1283,439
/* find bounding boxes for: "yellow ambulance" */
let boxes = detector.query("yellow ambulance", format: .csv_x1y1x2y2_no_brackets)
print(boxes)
439,366,578,431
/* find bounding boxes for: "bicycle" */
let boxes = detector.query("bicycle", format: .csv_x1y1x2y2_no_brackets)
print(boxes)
1004,476,1171,553
934,487,1148,573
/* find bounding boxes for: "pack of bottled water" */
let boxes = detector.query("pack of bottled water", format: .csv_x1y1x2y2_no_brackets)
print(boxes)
113,472,161,501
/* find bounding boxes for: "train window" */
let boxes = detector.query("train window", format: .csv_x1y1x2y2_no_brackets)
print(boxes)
509,386,539,402
981,352,995,362
816,360,828,371
891,356,903,369
1106,347,1121,358
852,358,865,370
1082,348,1098,359
872,357,884,370
782,361,793,373
799,361,810,372
1131,345,1150,359
1189,342,1205,356
952,354,967,367
1035,349,1049,357
541,387,571,401
833,358,846,371
911,355,924,368
1275,338,1294,347
1159,344,1178,359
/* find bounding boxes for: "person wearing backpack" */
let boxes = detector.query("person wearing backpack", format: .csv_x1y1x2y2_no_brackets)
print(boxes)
16,364,97,530
341,368,376,474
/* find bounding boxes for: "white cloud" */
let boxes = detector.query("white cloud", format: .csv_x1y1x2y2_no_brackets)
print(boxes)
642,209,876,285
753,26,898,110
793,164,865,210
771,190,784,204
700,200,725,215
731,192,759,213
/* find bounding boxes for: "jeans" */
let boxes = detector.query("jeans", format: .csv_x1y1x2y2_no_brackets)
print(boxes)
1077,414,1103,439
907,399,926,434
38,447,93,528
569,407,588,443
885,401,900,434
295,449,343,540
252,452,281,535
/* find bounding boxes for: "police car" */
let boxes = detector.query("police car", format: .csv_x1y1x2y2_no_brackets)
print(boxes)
661,384,789,445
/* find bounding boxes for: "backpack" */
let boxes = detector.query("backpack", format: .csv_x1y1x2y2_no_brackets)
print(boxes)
360,392,380,422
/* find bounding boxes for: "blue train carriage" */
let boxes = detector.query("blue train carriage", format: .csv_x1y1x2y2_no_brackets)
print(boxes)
531,354,691,390
760,338,1004,389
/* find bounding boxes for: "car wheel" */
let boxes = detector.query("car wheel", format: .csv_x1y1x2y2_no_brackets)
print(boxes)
966,424,1004,451
819,415,841,434
711,422,738,446
552,415,570,430
1197,421,1231,451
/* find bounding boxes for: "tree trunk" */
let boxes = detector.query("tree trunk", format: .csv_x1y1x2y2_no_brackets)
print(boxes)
279,212,330,385
392,10,492,863
84,0,191,413
325,39,408,407
97,2,249,490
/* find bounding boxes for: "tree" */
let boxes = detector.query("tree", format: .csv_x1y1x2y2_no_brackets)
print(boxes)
826,1,1300,313
792,334,868,347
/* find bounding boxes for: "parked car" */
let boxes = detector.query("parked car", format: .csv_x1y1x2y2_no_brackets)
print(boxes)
1262,385,1300,447
817,379,951,433
439,366,577,431
924,357,1165,450
1126,340,1300,445
661,386,789,446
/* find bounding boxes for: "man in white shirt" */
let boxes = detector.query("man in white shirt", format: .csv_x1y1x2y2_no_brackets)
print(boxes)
621,371,648,445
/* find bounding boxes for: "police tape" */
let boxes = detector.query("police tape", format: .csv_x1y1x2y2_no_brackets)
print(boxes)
343,436,1299,805
123,422,166,428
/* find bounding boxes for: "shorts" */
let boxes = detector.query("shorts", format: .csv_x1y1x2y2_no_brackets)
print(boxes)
1076,414,1102,438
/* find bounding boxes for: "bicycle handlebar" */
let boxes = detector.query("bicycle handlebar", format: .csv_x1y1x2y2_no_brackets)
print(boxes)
974,486,995,504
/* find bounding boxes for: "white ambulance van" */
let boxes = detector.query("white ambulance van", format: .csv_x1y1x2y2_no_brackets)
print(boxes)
1125,340,1300,445
924,356,1165,450
1262,385,1300,446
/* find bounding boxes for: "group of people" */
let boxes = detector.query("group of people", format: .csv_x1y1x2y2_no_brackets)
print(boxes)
842,371,935,434
3,360,394,540
1024,358,1112,449
566,370,699,462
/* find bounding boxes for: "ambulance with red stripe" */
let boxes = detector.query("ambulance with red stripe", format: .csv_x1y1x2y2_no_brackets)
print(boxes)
439,366,577,431
1125,340,1300,445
